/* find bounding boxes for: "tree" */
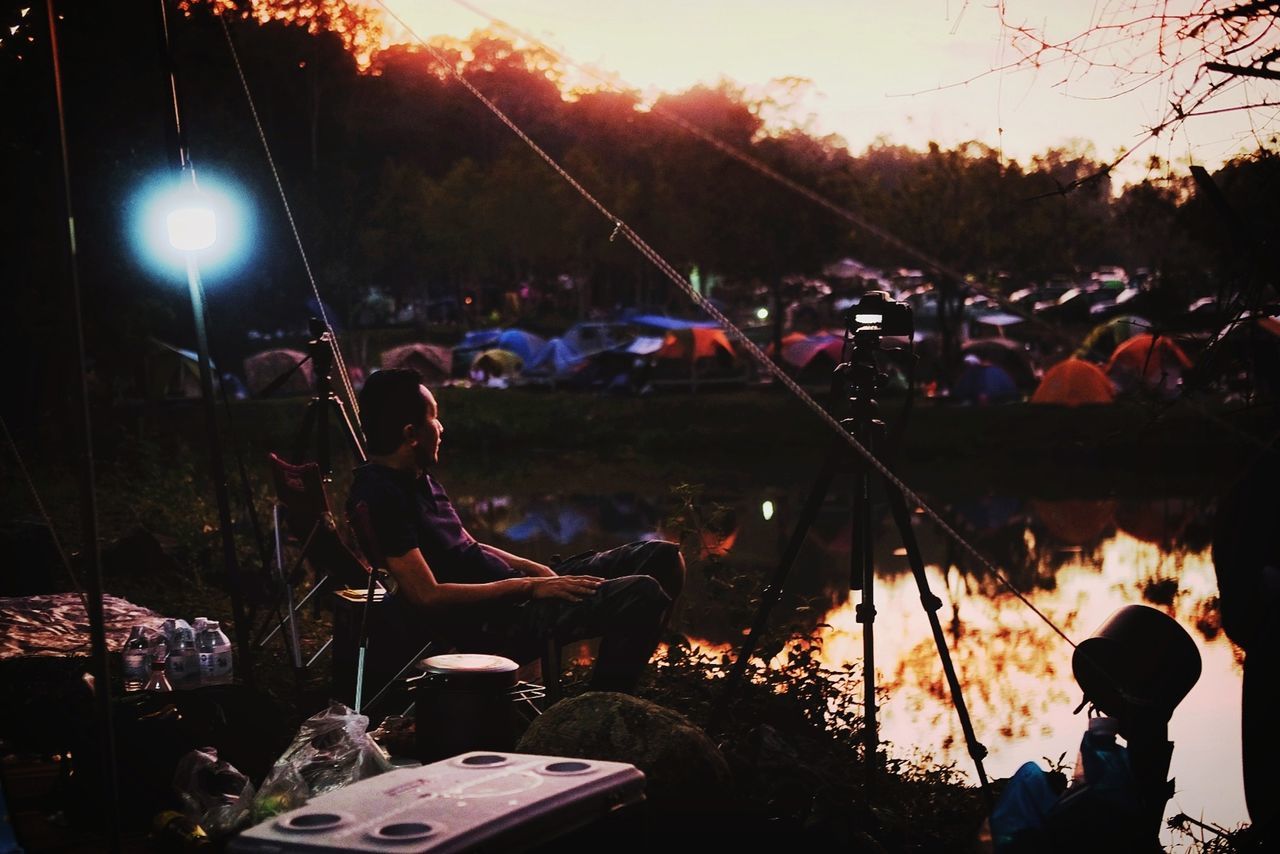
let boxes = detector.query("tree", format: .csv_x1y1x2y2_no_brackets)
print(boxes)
999,2,1280,178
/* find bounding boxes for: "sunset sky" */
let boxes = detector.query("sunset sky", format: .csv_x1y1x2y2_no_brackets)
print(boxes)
379,0,1278,184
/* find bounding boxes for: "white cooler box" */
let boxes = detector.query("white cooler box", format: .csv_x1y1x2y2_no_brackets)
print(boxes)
229,751,645,853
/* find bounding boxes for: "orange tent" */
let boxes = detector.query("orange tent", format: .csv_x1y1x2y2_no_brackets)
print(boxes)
1105,334,1192,393
656,327,736,362
1031,358,1115,405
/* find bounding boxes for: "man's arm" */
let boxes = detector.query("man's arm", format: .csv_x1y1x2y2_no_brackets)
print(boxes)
478,543,555,577
386,548,597,608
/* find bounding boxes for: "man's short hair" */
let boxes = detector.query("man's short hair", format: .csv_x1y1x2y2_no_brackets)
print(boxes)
359,369,426,456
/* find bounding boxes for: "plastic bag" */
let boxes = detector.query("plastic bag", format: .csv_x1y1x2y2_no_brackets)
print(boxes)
250,702,392,822
172,747,255,838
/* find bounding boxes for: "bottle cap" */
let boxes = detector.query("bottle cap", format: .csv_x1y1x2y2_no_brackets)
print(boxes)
1088,716,1120,737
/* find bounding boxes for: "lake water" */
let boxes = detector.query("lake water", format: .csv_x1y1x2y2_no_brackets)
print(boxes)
453,484,1245,843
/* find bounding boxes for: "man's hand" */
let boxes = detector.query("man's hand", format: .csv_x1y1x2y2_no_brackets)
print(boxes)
530,575,604,603
479,542,554,577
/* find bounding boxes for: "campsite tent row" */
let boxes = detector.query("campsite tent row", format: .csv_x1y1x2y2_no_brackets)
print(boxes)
773,316,1197,405
447,317,745,390
224,319,741,399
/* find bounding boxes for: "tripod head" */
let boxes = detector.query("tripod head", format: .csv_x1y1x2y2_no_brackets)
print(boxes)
292,317,365,477
839,291,913,406
306,317,335,389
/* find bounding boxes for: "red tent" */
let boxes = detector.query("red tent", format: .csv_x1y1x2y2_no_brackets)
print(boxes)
1031,358,1115,405
1105,334,1191,394
655,327,736,362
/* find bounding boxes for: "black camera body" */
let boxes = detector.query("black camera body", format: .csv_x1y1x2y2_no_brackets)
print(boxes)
845,290,913,338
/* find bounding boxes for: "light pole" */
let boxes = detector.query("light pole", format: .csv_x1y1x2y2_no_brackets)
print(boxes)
163,180,254,683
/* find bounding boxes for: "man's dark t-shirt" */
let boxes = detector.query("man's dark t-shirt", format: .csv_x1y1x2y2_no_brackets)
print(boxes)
346,462,520,584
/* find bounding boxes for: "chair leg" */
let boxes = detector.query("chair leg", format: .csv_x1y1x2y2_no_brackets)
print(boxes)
541,636,561,704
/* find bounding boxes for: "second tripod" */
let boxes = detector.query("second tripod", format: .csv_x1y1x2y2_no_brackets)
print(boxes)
710,291,992,809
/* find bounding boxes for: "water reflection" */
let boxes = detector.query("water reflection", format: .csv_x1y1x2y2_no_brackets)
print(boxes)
455,487,1244,835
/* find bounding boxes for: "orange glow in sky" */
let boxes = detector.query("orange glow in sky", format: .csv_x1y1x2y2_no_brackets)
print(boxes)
372,0,1277,185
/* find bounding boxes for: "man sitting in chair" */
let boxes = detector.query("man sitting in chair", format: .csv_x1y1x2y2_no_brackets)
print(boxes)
347,368,684,693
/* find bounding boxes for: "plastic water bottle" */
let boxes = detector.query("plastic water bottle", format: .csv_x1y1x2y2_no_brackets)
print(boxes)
1072,716,1123,787
197,621,233,685
166,625,200,688
122,626,151,692
143,658,172,693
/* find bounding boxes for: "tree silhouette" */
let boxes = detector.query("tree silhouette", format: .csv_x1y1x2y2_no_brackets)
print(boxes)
998,1,1280,181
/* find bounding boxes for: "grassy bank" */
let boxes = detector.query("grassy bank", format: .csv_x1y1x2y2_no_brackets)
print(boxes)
104,386,1274,495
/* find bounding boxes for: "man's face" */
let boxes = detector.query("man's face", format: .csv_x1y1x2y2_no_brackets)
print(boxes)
411,385,443,469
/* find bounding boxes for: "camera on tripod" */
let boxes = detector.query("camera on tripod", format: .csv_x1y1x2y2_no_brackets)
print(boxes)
846,290,913,338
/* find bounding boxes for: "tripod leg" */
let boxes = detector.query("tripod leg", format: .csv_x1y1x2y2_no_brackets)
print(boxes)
851,458,879,769
292,402,320,464
708,458,839,731
883,479,995,815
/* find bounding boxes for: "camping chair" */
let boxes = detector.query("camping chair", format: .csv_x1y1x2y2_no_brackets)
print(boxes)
347,500,563,719
264,452,377,673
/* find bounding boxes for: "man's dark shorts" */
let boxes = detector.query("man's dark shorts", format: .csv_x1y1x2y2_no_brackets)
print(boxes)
380,539,682,664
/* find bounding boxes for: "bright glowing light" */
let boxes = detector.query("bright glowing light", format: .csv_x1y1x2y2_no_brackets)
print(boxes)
761,500,774,521
854,313,883,325
755,307,769,321
130,173,254,283
166,206,217,252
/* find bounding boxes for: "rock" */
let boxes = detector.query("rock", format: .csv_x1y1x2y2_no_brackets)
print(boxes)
516,692,731,802
101,527,184,580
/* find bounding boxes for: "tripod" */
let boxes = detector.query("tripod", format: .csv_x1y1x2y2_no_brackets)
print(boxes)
259,319,371,674
292,317,365,478
710,301,993,811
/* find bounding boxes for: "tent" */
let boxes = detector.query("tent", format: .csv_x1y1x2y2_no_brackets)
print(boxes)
960,338,1036,390
1075,315,1150,363
469,348,523,381
1031,358,1115,405
647,326,742,387
380,343,452,382
450,328,504,376
144,338,214,400
654,327,736,361
244,348,313,397
562,322,632,357
781,333,844,372
952,362,1019,404
523,338,586,381
1105,333,1192,396
626,313,720,331
494,329,548,364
